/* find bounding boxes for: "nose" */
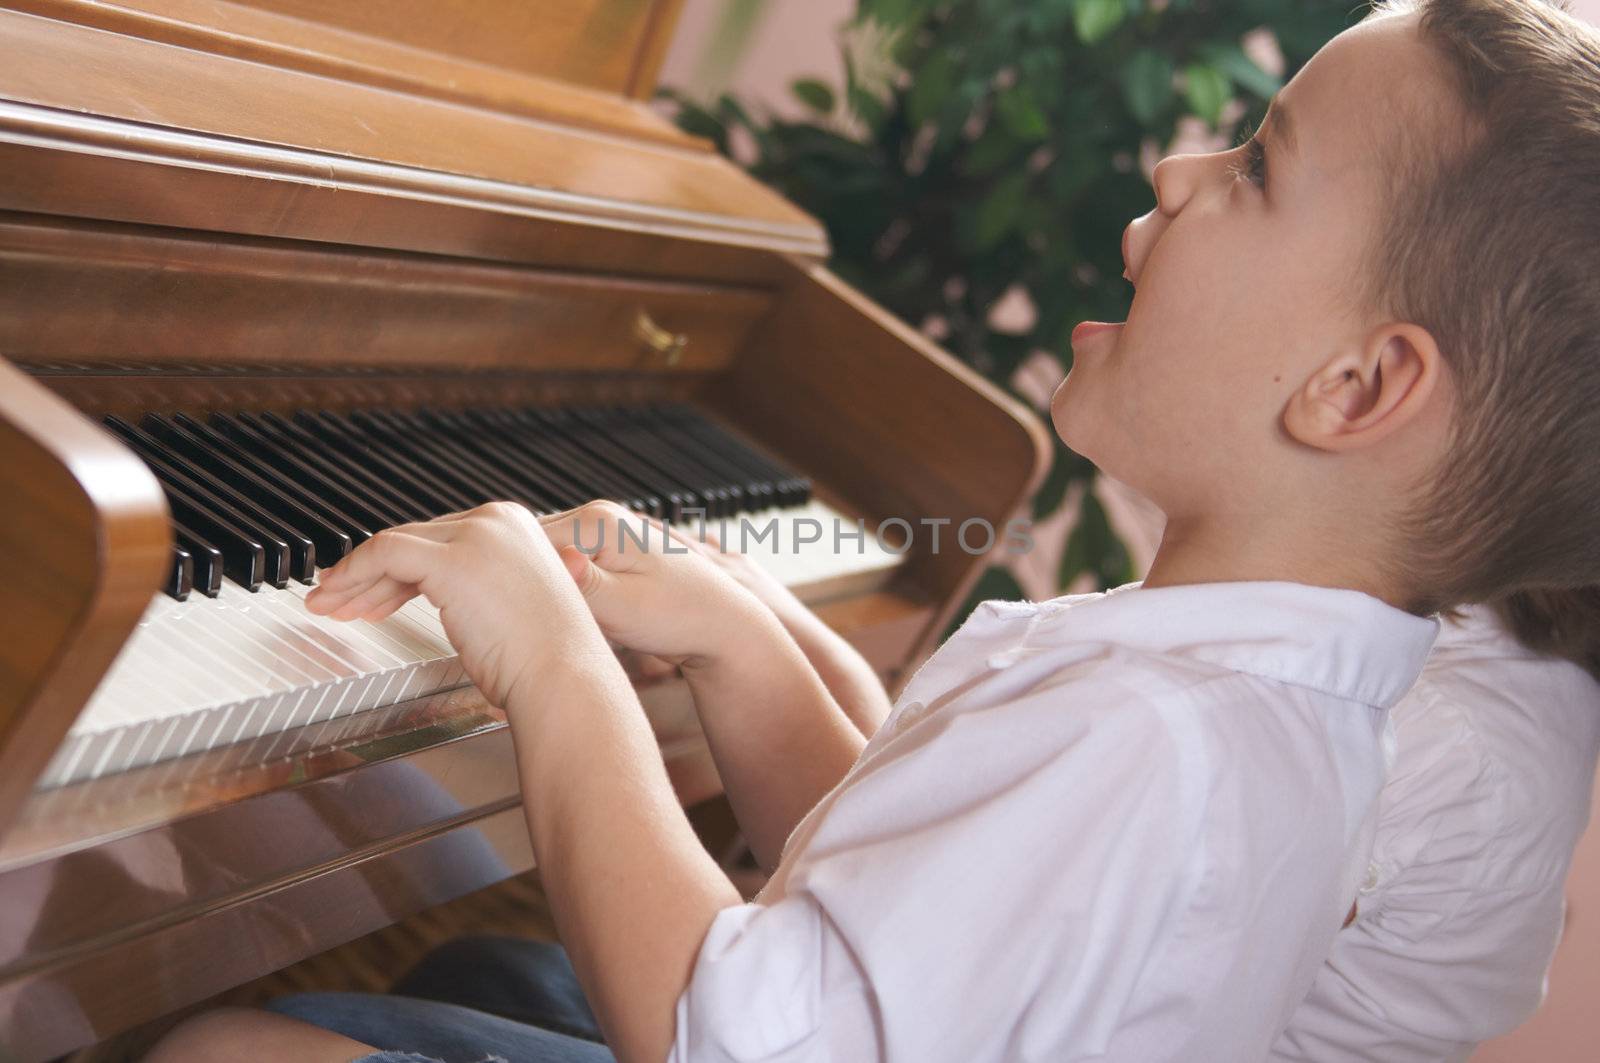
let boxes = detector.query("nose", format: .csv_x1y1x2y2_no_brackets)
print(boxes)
1123,151,1211,286
1151,151,1206,217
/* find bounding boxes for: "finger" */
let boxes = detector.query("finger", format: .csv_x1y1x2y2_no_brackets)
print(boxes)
327,575,416,621
307,531,446,613
660,520,722,556
390,516,468,541
537,500,642,526
558,544,614,600
631,653,679,681
357,587,420,623
541,504,638,569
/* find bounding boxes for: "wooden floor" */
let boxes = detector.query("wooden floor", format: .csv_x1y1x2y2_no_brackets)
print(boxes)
70,797,749,1062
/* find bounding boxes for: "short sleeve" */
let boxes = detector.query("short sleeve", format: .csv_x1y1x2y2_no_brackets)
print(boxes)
668,664,1210,1063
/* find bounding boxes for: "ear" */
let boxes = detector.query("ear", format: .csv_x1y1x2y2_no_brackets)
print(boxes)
1282,323,1443,452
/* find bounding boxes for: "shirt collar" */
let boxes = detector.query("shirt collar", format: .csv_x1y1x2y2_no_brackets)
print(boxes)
984,581,1439,709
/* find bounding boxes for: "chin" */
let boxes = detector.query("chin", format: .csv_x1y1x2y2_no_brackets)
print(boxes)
1049,376,1138,488
1049,370,1094,452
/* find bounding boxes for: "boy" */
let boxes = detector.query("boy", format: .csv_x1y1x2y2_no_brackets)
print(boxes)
151,1,1600,1059
259,590,1600,1061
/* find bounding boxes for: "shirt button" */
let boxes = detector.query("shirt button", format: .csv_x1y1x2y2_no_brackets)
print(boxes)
890,701,927,733
1360,862,1380,893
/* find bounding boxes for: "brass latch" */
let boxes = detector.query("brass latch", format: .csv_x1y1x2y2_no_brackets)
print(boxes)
634,309,687,367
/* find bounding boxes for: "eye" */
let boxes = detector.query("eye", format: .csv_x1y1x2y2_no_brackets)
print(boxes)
1228,122,1267,189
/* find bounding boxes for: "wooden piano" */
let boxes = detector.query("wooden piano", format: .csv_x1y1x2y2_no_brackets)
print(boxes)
0,2,1048,1058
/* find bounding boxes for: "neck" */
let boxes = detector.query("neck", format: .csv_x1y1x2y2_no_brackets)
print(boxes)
1142,510,1409,611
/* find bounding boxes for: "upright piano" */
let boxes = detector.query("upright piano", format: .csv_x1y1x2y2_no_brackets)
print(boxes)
0,2,1049,1057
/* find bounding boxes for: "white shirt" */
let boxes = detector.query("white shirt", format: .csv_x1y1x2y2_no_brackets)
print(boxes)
1271,605,1600,1061
669,581,1438,1062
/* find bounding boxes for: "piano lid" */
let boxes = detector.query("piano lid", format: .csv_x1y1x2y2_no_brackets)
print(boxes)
0,0,830,271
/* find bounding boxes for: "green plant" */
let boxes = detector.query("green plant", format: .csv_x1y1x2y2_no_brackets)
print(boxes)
665,0,1360,602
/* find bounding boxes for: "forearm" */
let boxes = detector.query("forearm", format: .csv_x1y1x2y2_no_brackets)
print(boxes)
683,604,866,869
507,643,741,1063
767,598,894,739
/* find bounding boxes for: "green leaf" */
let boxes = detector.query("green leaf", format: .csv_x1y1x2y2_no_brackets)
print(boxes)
1072,0,1126,44
855,0,939,27
1059,489,1106,589
848,84,889,130
1182,62,1231,127
1120,50,1174,126
908,50,958,128
962,122,1022,175
1196,42,1280,101
671,103,730,153
1050,144,1108,202
971,169,1032,250
1033,446,1076,520
995,86,1050,141
944,564,1028,640
791,78,836,113
982,332,1034,381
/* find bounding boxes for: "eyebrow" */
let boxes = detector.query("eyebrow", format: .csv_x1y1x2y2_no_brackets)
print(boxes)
1261,97,1298,158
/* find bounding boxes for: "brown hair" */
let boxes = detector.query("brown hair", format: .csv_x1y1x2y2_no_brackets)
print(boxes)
1493,588,1600,681
1362,0,1600,624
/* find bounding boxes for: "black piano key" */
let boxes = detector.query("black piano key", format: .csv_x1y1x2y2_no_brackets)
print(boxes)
589,407,742,518
490,407,655,514
446,410,588,509
659,405,791,502
550,407,699,520
415,408,573,512
259,412,431,523
354,409,537,512
579,407,724,516
145,414,353,565
638,406,776,513
165,544,193,602
107,417,311,584
670,407,812,506
345,409,498,510
239,411,417,528
571,406,718,517
164,484,264,591
296,410,475,516
465,410,595,505
173,521,223,597
533,407,668,509
669,405,808,503
215,413,404,534
381,409,558,513
517,407,675,516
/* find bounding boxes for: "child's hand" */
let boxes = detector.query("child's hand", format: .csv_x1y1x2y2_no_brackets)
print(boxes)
666,522,809,625
304,501,605,709
538,501,767,669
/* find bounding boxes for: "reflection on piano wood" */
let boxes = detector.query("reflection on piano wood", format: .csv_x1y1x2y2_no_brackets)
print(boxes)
0,1,1050,1059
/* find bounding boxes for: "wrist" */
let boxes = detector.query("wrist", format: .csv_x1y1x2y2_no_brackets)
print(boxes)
680,588,793,679
505,609,618,707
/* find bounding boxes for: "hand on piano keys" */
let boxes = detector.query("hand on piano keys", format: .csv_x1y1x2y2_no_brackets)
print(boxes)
43,405,905,788
304,499,764,710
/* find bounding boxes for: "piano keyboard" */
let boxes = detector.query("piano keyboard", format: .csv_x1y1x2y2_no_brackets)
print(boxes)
41,406,904,788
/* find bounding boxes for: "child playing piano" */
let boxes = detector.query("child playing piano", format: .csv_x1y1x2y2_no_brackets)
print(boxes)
150,1,1600,1059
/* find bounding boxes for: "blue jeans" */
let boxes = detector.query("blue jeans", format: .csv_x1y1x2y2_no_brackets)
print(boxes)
270,937,615,1063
